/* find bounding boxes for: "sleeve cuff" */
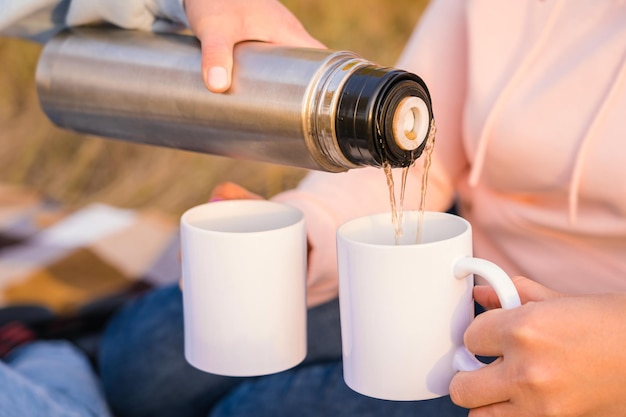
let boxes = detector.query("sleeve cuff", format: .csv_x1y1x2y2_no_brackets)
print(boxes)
66,0,189,31
272,190,341,307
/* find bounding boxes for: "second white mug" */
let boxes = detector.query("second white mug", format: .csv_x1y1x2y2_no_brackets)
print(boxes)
181,200,308,377
337,211,521,401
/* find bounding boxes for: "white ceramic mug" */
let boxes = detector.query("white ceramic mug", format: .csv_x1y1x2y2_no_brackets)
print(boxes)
336,211,521,401
181,200,307,376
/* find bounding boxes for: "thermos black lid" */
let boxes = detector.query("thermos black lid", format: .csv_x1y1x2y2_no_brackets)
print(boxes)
335,67,433,168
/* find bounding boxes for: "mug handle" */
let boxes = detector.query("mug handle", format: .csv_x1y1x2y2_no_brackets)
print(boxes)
452,257,522,371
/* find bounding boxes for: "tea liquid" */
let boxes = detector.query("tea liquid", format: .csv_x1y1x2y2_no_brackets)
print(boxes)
384,119,437,244
416,120,437,243
383,162,411,245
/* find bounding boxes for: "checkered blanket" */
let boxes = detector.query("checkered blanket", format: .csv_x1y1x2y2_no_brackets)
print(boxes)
0,183,180,316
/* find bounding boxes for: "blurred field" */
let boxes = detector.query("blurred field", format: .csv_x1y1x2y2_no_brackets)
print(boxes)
0,0,428,216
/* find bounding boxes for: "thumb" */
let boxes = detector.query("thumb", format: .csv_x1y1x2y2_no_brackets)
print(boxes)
184,0,239,92
184,0,324,93
199,37,234,93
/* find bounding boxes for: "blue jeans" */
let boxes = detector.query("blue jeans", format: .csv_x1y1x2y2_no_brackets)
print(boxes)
99,284,467,417
0,341,111,417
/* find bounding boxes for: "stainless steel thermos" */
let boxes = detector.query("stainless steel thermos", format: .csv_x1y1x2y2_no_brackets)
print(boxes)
36,28,434,172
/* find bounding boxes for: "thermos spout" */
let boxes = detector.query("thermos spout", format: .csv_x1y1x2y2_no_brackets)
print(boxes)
36,28,434,172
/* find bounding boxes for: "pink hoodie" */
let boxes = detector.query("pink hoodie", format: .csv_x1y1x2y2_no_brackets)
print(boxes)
274,0,626,307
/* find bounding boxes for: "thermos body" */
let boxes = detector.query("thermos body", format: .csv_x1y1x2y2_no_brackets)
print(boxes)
36,28,433,172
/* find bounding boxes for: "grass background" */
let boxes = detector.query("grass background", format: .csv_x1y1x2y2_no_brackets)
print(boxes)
0,0,428,215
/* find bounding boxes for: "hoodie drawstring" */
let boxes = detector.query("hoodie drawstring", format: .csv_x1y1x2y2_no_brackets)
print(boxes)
468,0,565,187
568,46,626,222
469,0,626,224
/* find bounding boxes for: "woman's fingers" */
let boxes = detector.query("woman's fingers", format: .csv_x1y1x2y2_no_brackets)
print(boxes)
209,182,263,201
449,357,511,409
184,0,324,92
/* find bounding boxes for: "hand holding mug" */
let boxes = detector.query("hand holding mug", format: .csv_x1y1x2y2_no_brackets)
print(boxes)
450,279,626,417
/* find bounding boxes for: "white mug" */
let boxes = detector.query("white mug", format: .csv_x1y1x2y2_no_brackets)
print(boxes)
336,211,521,401
181,200,307,377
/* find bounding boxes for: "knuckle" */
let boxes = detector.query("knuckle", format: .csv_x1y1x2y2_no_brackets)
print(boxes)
512,364,564,417
507,304,542,346
516,362,551,391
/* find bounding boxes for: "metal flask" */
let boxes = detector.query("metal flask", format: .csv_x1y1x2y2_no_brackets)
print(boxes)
36,28,434,172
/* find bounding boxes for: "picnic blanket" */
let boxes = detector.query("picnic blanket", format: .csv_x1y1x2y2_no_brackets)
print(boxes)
0,183,181,317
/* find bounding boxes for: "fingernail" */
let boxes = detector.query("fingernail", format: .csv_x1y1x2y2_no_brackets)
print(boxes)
207,66,229,91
